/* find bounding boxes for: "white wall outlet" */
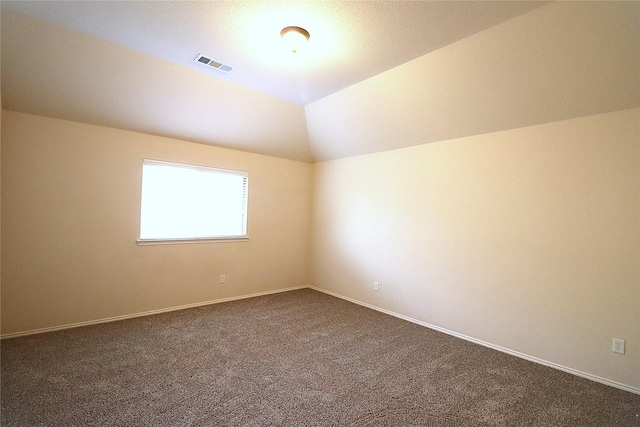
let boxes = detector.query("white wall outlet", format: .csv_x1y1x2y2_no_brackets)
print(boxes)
219,274,226,284
613,338,625,354
373,281,379,291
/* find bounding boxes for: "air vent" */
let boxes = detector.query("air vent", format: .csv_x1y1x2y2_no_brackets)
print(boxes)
194,54,233,73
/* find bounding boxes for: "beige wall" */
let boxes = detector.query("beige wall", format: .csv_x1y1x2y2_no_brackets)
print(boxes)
2,108,638,392
1,110,312,335
310,109,640,390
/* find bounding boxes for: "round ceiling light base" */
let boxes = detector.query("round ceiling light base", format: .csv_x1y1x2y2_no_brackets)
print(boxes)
280,26,310,53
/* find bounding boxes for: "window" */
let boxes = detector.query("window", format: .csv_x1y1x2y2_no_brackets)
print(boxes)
139,159,248,243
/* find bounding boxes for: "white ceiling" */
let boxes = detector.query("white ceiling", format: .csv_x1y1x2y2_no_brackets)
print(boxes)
0,1,546,106
1,1,638,162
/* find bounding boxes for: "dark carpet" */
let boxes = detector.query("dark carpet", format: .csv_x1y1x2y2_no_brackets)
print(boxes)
1,289,638,426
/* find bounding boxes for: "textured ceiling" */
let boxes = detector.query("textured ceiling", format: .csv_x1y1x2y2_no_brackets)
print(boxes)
1,1,545,106
1,1,638,162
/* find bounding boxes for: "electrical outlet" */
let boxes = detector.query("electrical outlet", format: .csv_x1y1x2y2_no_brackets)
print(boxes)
220,274,226,284
373,281,379,291
613,338,625,354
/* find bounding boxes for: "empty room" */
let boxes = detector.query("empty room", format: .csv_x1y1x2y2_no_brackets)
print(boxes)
1,1,639,425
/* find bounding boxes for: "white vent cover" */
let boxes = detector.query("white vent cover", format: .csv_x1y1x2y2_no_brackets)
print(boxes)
194,54,233,73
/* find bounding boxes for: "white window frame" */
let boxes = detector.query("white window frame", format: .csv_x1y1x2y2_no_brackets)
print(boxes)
137,159,249,245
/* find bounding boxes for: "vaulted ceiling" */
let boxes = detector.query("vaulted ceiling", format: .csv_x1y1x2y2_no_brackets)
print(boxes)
2,1,638,162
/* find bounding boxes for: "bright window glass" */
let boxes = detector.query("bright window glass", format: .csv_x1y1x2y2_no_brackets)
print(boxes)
139,159,248,241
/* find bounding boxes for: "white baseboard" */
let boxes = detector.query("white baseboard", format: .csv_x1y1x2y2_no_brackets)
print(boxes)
0,285,307,340
4,284,637,395
309,286,640,395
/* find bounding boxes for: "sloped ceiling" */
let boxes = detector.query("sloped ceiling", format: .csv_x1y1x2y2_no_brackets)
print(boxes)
1,1,638,162
306,1,640,161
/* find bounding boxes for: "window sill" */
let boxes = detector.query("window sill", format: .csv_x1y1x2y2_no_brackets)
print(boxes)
137,237,249,246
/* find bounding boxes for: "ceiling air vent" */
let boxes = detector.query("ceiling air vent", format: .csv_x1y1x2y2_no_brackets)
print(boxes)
194,54,233,73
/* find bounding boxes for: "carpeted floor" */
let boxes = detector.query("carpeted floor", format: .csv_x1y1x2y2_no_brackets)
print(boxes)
1,289,638,426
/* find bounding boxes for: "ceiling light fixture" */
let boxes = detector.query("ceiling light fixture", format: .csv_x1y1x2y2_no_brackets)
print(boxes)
280,26,310,53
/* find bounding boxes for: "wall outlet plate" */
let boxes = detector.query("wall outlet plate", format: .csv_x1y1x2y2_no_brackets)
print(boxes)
373,281,379,291
613,338,625,354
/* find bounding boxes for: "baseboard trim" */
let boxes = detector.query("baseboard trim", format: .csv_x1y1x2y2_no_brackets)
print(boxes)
309,286,640,395
0,285,308,340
